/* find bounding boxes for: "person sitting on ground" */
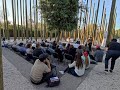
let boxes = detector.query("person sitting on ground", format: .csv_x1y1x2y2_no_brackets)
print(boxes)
59,42,64,51
26,43,33,60
55,45,63,62
52,41,57,49
81,49,90,69
17,42,26,55
94,45,104,62
46,45,55,55
30,53,53,84
41,40,46,47
63,43,70,53
33,43,45,57
76,45,83,55
32,41,36,50
76,40,80,44
68,45,76,63
2,38,9,48
11,41,18,51
59,52,85,77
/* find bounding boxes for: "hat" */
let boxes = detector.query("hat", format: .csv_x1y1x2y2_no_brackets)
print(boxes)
39,53,48,61
83,52,88,57
96,45,100,49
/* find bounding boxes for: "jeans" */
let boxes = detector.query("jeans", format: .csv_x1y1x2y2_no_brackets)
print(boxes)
64,67,79,77
105,50,120,70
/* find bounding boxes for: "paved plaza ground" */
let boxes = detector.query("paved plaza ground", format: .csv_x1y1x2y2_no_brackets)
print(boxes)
2,47,120,90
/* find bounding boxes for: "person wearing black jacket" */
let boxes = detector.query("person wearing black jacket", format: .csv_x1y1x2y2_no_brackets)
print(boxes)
33,43,45,57
105,39,120,73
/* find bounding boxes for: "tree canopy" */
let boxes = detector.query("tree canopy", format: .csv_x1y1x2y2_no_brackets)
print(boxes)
39,0,79,31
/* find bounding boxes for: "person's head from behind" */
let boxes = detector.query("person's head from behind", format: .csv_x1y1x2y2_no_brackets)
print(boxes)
96,45,101,50
27,43,32,48
66,43,70,48
33,41,36,43
39,53,48,62
69,45,74,49
76,52,83,69
36,43,40,48
78,45,82,49
83,51,89,67
111,38,117,42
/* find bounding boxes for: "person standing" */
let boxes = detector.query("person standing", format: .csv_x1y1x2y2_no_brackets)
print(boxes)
88,37,93,52
105,39,120,73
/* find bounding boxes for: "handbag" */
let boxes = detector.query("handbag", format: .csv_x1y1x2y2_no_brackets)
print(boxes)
47,76,60,87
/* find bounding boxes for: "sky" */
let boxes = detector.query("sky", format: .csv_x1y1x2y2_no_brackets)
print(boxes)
0,0,120,30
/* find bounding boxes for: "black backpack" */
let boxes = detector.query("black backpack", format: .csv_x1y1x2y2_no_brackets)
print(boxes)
47,76,60,87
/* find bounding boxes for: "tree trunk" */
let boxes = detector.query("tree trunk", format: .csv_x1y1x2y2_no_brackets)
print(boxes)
57,30,61,42
106,0,116,44
4,0,9,40
0,27,4,90
25,0,28,39
33,0,36,39
20,0,23,40
23,0,25,39
30,0,32,40
35,0,38,41
12,0,17,41
17,0,20,40
2,0,6,38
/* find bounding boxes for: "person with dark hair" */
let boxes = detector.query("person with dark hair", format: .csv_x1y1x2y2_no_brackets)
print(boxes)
18,43,26,55
52,41,57,49
68,45,76,63
76,45,83,55
30,53,53,84
26,43,33,60
59,52,85,77
94,45,104,62
33,43,45,57
55,45,63,62
88,37,93,51
105,39,120,73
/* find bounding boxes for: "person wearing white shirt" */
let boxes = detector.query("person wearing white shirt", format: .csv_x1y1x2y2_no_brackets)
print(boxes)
59,52,85,77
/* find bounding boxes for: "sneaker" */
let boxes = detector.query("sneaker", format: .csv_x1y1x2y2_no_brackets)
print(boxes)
59,71,65,75
104,69,109,74
109,70,113,73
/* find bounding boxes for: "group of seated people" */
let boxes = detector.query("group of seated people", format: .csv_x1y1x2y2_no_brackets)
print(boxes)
2,38,104,85
30,44,104,84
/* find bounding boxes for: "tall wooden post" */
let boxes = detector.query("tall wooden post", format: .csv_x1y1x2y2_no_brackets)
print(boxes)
23,0,25,39
106,0,116,44
17,0,20,40
20,0,23,40
4,0,9,40
2,0,6,38
30,0,32,40
93,0,100,42
25,0,29,39
0,25,4,90
35,0,38,41
11,0,17,41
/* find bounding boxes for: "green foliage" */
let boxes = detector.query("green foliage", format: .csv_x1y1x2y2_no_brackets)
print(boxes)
39,0,79,31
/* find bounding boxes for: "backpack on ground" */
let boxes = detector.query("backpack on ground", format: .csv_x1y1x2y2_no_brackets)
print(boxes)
47,76,60,87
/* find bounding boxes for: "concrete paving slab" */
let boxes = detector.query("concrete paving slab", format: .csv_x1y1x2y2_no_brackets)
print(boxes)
77,58,120,90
